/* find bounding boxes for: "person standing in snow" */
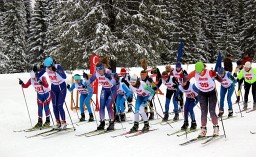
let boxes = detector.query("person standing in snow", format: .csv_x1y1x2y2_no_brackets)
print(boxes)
129,74,155,132
119,67,133,113
186,61,219,137
19,69,51,128
237,61,256,110
233,60,244,103
67,73,94,122
89,58,117,131
217,67,236,117
113,74,133,122
35,57,67,129
172,63,188,110
223,54,233,73
156,71,179,122
242,52,252,66
177,77,199,131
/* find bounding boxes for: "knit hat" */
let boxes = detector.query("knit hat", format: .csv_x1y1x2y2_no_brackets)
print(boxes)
120,68,126,74
195,61,204,73
244,61,251,68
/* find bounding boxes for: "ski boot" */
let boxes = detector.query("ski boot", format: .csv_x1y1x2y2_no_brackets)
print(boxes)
34,117,43,128
114,114,120,123
120,113,126,122
106,121,115,131
80,113,85,122
213,125,219,136
218,109,224,117
181,121,189,130
243,102,248,110
162,112,169,122
130,121,139,133
54,120,61,129
228,109,233,117
149,112,154,120
88,113,94,122
173,113,179,121
97,120,105,130
60,120,67,130
142,121,150,132
43,117,50,127
190,121,197,130
198,126,207,137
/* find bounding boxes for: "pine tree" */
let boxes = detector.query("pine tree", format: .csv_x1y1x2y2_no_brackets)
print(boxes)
28,0,49,65
2,1,27,73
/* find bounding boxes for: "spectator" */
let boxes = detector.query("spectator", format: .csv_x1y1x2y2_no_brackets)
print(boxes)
223,54,233,73
242,52,252,65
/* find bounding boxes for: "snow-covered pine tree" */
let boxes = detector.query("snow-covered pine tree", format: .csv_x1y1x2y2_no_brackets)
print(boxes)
240,0,256,59
2,1,27,73
28,0,49,65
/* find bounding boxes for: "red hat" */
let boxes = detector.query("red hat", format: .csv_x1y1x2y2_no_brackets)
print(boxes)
120,68,126,73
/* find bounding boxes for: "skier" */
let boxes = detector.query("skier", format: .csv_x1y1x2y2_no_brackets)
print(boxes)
177,77,199,130
241,52,252,65
156,71,179,121
67,73,94,122
35,57,67,129
237,61,256,110
139,58,157,120
186,61,219,137
89,60,117,131
129,74,155,132
172,63,188,110
19,70,51,128
223,54,233,73
114,74,133,122
217,67,236,117
119,67,133,113
140,70,157,120
233,60,244,103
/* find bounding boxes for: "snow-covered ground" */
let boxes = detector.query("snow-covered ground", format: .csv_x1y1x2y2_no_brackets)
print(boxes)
1,63,256,157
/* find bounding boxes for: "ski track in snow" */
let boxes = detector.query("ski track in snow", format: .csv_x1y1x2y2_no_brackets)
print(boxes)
1,63,256,157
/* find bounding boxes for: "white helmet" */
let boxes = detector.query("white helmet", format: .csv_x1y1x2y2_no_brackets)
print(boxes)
244,61,251,68
130,74,138,83
30,71,36,78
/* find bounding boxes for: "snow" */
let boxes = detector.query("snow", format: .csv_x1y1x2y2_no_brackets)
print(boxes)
1,63,256,157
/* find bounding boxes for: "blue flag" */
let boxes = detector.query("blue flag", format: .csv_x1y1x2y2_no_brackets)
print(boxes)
214,52,222,72
176,39,183,62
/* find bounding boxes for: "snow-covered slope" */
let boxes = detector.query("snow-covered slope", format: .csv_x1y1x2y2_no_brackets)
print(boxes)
1,63,256,157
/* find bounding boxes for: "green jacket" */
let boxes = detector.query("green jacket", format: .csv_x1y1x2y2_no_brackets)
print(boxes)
237,68,256,84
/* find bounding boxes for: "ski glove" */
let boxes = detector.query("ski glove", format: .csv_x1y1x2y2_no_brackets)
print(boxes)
175,96,182,101
152,86,158,91
104,73,112,80
19,79,23,85
233,73,237,77
33,65,38,72
82,84,86,89
127,96,133,102
67,84,70,89
38,80,44,85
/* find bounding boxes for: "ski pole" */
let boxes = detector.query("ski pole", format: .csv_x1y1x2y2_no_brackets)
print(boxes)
19,81,33,127
156,93,165,114
90,98,99,126
152,98,159,119
234,89,243,117
151,100,173,128
215,89,227,138
54,73,76,131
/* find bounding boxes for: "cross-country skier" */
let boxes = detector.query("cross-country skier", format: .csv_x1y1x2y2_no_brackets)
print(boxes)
217,67,236,117
233,60,244,103
186,61,219,137
67,73,94,122
129,74,155,132
119,67,133,113
177,77,199,130
237,61,256,110
114,74,133,121
156,71,179,121
89,60,117,131
19,70,51,128
172,63,188,110
35,57,67,129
